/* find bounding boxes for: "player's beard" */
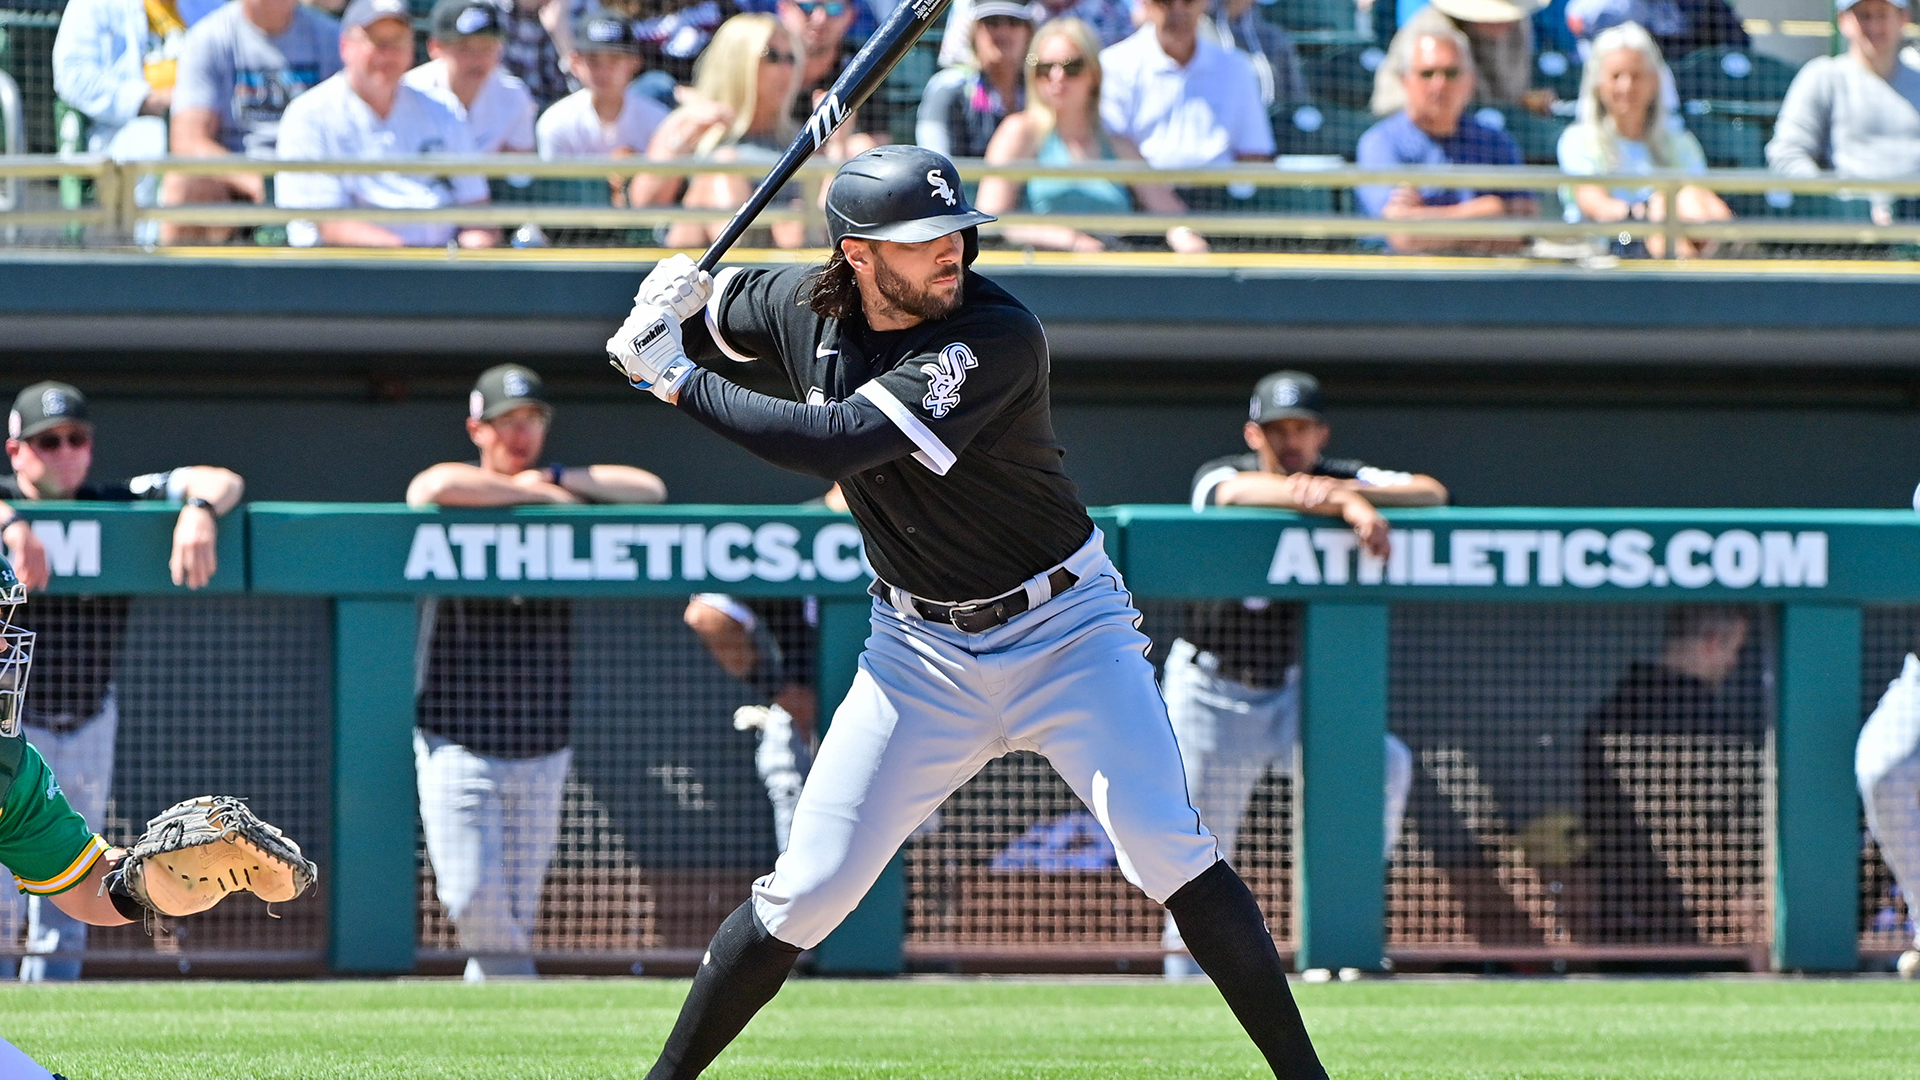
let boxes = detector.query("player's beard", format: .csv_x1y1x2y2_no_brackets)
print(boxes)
873,250,963,322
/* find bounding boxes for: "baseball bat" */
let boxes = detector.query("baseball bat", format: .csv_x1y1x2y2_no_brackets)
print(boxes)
694,0,956,271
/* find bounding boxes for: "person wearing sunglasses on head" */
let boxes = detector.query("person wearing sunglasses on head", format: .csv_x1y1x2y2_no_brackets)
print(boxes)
1355,20,1536,253
0,381,243,982
916,0,1033,160
975,17,1208,252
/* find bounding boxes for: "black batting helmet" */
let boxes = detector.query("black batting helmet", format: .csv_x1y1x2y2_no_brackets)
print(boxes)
824,146,996,264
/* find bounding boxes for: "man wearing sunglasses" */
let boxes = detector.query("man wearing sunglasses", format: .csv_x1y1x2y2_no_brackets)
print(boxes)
0,380,243,981
776,0,890,147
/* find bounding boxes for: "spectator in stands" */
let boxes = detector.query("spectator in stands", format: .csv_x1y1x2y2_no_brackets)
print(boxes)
536,5,673,206
502,0,573,110
976,18,1208,251
940,0,1136,69
1564,0,1747,67
1375,0,1553,115
1099,0,1274,175
916,0,1034,159
631,0,746,89
1767,0,1920,224
1558,22,1729,256
636,13,810,246
163,0,341,243
405,0,539,154
1358,21,1535,252
781,0,889,147
406,365,665,983
1202,0,1307,108
0,381,243,982
1573,605,1756,945
51,0,194,160
275,0,495,248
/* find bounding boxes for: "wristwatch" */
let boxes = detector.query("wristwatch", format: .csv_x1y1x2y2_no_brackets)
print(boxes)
546,464,567,486
184,497,217,514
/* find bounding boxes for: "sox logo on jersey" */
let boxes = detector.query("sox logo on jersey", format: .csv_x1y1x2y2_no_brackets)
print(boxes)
921,343,977,418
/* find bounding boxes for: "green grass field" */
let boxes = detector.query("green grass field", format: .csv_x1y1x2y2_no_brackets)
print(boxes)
4,977,1915,1078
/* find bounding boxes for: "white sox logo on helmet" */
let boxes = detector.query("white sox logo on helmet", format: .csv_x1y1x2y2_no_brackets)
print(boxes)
921,343,977,419
927,170,956,207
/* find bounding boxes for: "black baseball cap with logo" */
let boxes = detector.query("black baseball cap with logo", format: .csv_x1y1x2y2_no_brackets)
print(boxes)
572,4,640,53
1249,370,1324,425
432,0,504,39
469,365,552,422
8,381,90,441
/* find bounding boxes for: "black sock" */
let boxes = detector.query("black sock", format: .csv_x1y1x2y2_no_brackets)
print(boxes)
646,900,802,1080
1166,860,1329,1080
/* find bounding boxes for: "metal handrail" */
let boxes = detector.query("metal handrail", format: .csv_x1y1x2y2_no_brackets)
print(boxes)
0,74,23,224
12,155,1920,251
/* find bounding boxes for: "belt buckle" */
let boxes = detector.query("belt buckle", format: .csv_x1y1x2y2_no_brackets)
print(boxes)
948,600,1005,633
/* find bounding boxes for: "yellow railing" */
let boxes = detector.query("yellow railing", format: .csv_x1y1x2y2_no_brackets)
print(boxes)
8,154,1920,253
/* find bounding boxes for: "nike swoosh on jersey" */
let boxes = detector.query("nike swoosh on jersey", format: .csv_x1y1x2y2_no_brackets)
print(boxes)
816,345,837,357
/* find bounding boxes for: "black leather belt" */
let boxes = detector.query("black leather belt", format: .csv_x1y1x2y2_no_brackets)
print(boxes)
872,567,1080,634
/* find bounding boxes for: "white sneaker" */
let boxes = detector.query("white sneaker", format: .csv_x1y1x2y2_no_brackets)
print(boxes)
1898,950,1920,980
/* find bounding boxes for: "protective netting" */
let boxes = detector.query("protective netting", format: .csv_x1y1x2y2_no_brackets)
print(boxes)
1388,603,1773,960
414,597,784,964
904,599,1298,964
0,596,332,970
1860,605,1919,957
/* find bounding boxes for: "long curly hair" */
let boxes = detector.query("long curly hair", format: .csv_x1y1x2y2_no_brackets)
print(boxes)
805,247,861,320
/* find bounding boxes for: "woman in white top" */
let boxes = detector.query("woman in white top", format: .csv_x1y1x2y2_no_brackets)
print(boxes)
633,13,810,248
1556,21,1731,257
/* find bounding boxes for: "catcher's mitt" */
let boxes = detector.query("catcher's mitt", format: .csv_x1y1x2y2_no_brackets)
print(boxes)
107,796,317,919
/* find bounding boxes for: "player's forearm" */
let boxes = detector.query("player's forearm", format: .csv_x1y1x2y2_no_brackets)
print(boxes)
675,368,915,480
561,464,667,504
407,465,566,508
175,466,244,513
48,853,133,927
1213,472,1340,514
1351,476,1447,506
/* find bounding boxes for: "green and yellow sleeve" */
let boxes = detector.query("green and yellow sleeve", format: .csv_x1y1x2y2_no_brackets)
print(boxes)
0,739,108,895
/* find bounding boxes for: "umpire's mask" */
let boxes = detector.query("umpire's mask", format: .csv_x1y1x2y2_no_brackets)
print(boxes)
0,557,35,739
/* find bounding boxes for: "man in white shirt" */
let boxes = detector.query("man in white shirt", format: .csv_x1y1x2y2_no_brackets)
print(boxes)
275,0,496,247
1099,0,1272,170
404,0,538,153
534,5,671,160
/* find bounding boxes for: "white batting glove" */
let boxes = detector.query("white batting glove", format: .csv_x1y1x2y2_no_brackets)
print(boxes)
635,253,714,324
607,303,697,402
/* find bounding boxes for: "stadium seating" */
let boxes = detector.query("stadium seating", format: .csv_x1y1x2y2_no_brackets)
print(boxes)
1300,40,1384,109
1274,100,1374,158
1261,0,1371,47
1671,45,1797,118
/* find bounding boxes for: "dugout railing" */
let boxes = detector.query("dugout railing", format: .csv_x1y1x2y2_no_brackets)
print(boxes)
0,503,1910,975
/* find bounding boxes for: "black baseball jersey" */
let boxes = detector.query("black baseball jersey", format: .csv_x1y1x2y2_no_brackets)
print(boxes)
415,596,572,759
1181,452,1410,690
678,263,1094,603
745,596,816,696
0,471,176,732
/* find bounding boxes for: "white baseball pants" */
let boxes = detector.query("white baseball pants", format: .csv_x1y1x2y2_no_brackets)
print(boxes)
1859,652,1920,949
1159,640,1411,952
415,732,572,974
751,531,1221,949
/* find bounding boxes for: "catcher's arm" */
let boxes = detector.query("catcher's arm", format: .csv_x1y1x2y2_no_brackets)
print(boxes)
46,850,135,926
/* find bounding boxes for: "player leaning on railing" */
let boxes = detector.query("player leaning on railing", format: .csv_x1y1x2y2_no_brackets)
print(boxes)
610,145,1330,1079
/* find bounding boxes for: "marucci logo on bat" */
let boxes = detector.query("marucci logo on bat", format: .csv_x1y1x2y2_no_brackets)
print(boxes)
805,95,849,149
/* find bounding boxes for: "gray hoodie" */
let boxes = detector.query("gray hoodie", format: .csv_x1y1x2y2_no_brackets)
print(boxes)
1766,48,1920,178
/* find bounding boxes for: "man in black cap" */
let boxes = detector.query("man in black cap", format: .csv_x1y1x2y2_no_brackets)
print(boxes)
0,380,243,982
1159,368,1443,979
404,0,540,154
406,364,665,982
610,147,1339,1079
274,0,497,248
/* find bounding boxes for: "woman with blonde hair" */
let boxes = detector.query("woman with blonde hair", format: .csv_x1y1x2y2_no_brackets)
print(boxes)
632,13,809,248
1556,20,1730,256
974,18,1208,253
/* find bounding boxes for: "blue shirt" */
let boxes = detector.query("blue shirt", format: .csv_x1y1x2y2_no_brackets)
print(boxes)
1354,110,1522,219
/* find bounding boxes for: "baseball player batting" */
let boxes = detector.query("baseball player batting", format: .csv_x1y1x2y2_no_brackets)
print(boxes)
608,145,1329,1079
1860,646,1920,977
